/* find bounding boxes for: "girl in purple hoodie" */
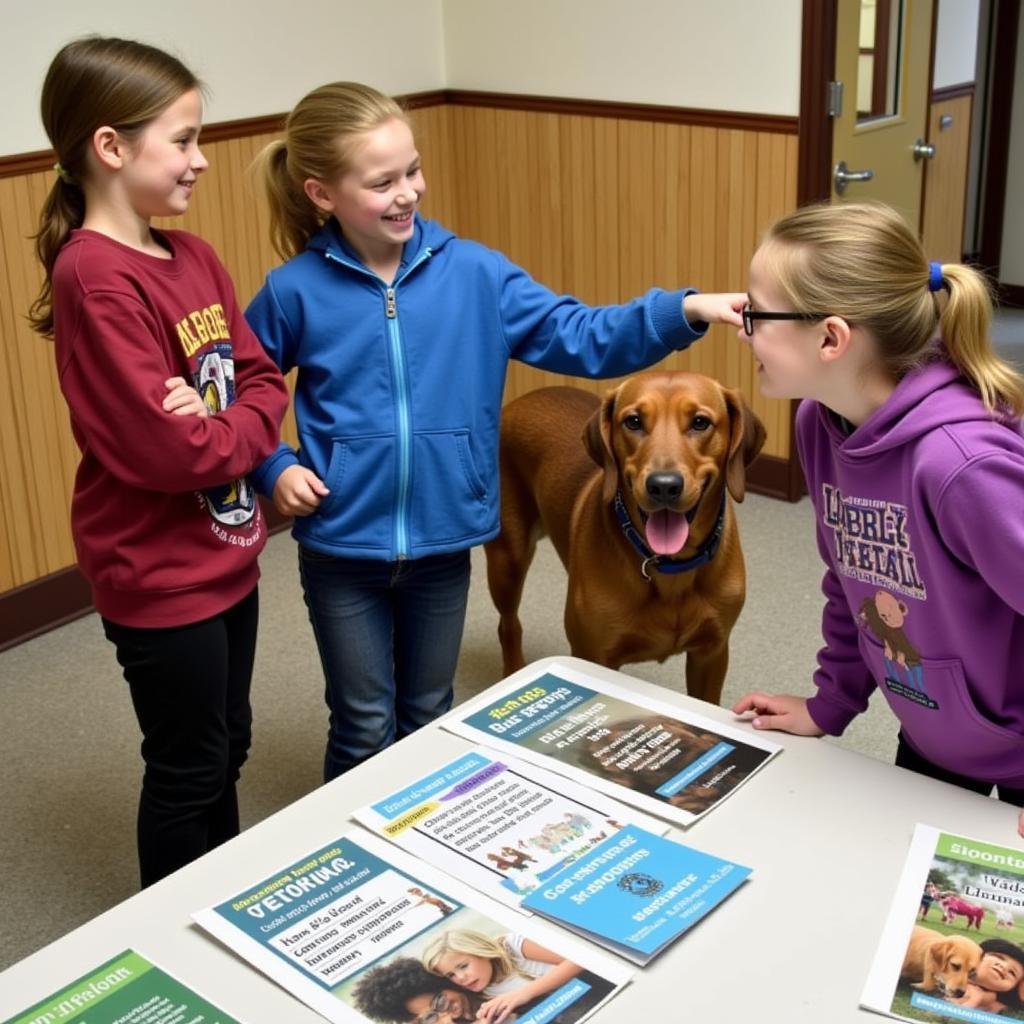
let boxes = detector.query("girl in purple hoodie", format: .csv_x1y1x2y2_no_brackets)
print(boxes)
732,201,1024,838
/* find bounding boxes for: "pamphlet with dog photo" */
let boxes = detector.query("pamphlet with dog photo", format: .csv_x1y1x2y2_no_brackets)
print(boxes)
352,746,668,911
192,829,631,1024
861,824,1024,1023
442,661,782,828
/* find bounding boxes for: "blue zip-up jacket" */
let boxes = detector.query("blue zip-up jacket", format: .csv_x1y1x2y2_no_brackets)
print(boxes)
246,215,707,561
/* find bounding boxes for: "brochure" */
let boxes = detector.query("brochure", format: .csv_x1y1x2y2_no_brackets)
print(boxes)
442,660,781,827
352,746,668,911
862,824,1024,1023
0,949,242,1024
521,823,751,965
192,830,632,1024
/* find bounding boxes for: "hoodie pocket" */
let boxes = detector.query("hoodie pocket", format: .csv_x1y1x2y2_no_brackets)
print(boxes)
310,433,395,548
860,633,1024,781
410,428,491,545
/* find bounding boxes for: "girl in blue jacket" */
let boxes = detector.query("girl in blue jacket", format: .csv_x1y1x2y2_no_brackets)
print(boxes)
247,81,747,781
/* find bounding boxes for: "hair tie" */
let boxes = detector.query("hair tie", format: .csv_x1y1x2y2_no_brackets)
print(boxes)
53,161,74,185
927,261,944,293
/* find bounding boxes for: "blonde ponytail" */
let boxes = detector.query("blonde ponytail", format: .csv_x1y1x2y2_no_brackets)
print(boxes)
253,139,322,262
939,263,1024,416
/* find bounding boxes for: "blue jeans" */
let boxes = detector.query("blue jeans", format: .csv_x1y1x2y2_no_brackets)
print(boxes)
298,546,471,780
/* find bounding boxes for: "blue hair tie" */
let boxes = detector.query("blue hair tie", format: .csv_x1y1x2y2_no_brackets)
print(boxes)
927,261,944,293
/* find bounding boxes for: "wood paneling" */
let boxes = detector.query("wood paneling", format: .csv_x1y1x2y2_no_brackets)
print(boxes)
0,100,796,602
436,105,798,459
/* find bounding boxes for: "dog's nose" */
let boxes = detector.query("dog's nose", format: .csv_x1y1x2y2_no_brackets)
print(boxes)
646,472,683,506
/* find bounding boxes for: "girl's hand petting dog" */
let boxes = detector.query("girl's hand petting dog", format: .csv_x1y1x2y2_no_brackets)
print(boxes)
732,692,825,736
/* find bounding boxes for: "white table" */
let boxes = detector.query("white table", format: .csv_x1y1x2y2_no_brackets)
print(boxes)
2,656,1020,1022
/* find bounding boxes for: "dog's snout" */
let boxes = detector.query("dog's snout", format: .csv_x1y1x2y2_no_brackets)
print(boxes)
645,471,683,507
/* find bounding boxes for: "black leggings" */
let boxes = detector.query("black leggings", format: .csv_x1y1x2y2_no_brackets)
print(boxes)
103,588,258,887
896,733,1024,807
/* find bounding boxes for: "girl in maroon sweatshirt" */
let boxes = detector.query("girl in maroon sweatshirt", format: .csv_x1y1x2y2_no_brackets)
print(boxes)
29,37,289,885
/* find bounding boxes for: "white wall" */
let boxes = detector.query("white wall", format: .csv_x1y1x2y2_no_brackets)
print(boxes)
1000,4,1024,285
4,0,447,157
440,0,802,116
7,1,804,158
933,0,980,88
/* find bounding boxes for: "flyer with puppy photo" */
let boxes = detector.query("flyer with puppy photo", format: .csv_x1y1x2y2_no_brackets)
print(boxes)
861,824,1024,1023
441,660,781,827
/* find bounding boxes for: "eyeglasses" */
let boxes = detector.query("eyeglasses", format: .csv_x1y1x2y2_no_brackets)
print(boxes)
741,303,831,337
412,992,457,1024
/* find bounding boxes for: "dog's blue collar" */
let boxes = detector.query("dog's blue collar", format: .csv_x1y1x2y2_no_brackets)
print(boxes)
613,489,727,581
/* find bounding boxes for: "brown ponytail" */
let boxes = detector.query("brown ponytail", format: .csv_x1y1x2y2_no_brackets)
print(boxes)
29,176,87,336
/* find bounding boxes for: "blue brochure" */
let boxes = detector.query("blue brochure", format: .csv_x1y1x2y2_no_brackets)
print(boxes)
521,824,751,964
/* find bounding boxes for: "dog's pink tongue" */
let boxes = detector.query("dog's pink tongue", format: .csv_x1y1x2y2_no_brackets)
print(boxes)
645,510,689,555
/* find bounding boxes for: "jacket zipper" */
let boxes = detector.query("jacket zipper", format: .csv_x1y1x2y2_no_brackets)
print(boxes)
324,247,432,559
385,285,412,558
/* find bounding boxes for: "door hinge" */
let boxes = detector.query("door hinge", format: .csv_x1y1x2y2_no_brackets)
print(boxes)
826,80,844,118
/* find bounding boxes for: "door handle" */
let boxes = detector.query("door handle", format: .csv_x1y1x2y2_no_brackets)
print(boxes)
913,138,936,161
833,160,875,195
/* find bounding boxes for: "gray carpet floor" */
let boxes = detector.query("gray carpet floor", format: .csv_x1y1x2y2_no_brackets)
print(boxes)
2,307,1022,973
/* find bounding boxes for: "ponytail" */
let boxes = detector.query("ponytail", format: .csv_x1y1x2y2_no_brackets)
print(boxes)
939,263,1024,416
253,139,323,262
29,175,87,336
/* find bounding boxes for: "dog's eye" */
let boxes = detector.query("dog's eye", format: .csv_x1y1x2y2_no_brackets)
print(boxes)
691,415,712,432
623,414,644,432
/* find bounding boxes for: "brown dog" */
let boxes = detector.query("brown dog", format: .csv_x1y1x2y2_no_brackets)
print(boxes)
900,925,983,998
485,370,766,703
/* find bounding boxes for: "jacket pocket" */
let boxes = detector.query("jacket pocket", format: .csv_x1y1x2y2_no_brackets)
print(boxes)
410,429,491,545
859,633,1024,781
310,433,395,549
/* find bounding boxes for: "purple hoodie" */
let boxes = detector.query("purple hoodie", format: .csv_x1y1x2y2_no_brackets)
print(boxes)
797,359,1024,787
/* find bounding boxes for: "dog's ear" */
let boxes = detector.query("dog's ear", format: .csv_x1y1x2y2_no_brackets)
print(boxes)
723,386,767,502
583,385,621,504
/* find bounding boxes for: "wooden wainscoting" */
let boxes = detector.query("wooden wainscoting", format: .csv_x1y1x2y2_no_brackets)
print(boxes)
0,95,798,647
434,102,799,468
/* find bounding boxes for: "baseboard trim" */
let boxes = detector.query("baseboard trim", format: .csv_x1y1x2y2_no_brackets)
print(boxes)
0,500,292,653
745,453,805,502
0,566,94,652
